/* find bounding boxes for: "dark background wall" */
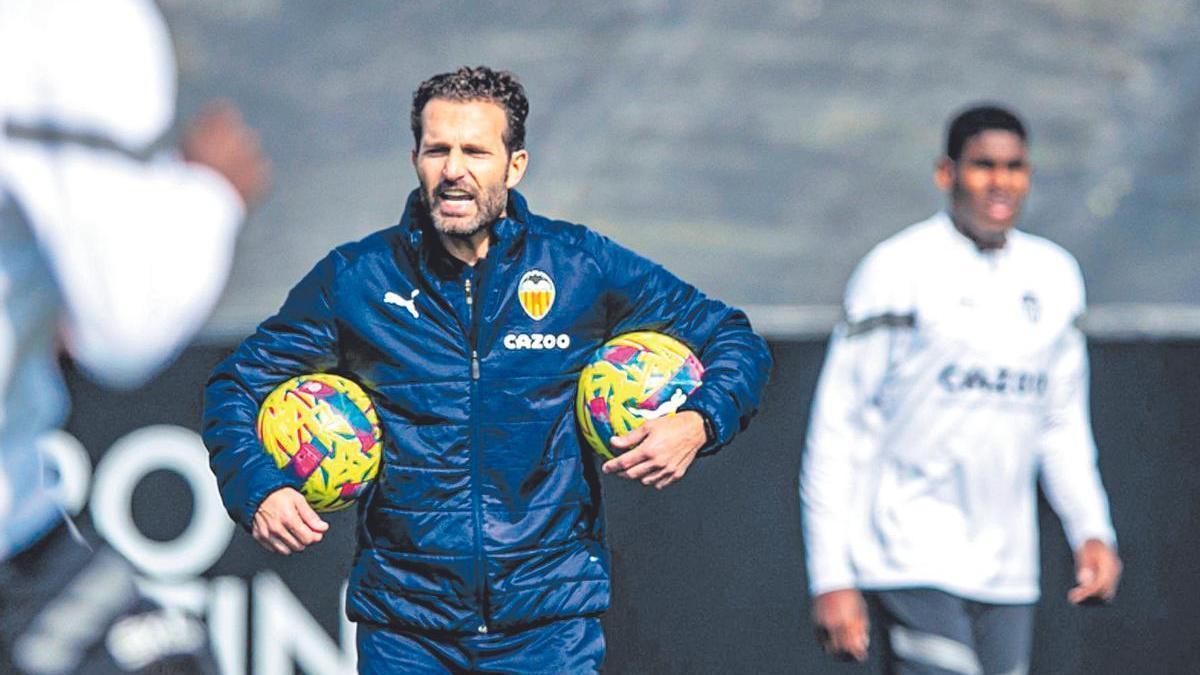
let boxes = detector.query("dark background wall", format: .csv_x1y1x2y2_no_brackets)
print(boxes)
63,338,1200,674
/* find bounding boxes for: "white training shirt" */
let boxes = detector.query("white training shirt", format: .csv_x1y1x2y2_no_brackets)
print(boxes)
801,212,1117,604
0,0,244,557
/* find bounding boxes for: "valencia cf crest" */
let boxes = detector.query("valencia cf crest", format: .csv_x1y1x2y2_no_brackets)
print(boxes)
518,269,556,321
1021,291,1040,323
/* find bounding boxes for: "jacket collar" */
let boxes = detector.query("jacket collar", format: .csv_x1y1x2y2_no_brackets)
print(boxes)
400,188,530,279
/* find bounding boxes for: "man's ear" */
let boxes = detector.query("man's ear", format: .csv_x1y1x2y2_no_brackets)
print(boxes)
934,156,954,193
506,149,529,189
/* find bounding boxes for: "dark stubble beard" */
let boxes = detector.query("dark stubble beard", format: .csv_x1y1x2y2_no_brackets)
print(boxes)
421,175,509,240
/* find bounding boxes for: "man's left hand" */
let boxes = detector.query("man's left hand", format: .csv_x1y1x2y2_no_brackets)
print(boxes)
601,411,707,489
1068,538,1122,605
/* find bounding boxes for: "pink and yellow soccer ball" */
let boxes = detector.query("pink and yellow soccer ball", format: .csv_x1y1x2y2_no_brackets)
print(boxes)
576,331,705,460
256,374,382,512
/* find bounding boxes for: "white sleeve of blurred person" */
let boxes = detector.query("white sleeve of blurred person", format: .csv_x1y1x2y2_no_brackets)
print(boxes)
800,246,907,662
801,247,902,597
0,0,269,388
1036,261,1117,551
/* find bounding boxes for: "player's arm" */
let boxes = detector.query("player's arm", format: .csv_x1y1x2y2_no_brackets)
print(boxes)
203,253,342,553
46,113,266,389
801,250,903,662
587,232,771,488
0,0,267,388
1037,270,1120,603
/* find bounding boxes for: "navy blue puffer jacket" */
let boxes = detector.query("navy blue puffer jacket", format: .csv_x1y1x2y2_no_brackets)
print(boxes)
204,190,771,634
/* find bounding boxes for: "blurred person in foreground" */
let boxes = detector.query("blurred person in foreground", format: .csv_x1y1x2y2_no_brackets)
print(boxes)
204,65,770,673
0,0,269,672
801,104,1121,674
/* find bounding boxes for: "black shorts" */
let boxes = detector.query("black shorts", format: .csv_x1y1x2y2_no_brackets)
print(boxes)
865,588,1034,675
0,518,216,674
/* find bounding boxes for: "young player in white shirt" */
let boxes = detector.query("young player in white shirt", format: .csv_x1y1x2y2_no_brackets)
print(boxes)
801,105,1122,674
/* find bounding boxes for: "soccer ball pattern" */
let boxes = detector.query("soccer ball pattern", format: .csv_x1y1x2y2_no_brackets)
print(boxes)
256,373,382,512
576,331,705,460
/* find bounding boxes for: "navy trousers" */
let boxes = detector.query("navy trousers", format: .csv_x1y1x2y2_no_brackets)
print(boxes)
356,616,605,674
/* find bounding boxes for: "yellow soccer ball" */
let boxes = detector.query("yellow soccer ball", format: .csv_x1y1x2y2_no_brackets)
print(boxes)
576,331,705,460
256,373,382,512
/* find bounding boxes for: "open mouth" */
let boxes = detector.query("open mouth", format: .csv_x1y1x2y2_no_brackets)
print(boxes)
437,186,475,202
435,186,476,217
983,195,1016,221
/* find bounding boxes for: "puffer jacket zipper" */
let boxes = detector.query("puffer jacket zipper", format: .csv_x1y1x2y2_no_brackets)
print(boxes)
464,269,489,633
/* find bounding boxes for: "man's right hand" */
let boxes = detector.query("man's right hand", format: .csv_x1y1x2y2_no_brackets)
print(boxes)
812,588,870,662
252,488,329,555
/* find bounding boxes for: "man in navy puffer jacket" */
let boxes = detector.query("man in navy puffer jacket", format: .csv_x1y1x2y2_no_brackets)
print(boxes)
204,66,771,674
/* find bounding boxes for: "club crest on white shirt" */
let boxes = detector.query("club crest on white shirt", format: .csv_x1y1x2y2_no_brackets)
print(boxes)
1021,292,1040,323
517,269,555,321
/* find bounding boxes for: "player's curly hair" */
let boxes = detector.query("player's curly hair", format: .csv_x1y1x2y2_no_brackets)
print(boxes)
410,66,529,153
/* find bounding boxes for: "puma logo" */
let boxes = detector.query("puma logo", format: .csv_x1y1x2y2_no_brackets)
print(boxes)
384,290,420,319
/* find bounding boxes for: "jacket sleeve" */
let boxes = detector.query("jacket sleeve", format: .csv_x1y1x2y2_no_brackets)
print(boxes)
1036,264,1117,551
203,252,341,529
800,249,906,595
591,233,771,453
0,0,244,389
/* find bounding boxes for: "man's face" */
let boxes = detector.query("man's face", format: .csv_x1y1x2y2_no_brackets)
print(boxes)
413,98,528,238
936,129,1031,248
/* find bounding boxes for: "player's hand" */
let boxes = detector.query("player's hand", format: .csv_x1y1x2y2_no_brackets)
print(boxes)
181,99,271,209
252,487,329,555
812,588,870,662
601,411,706,489
1068,538,1122,605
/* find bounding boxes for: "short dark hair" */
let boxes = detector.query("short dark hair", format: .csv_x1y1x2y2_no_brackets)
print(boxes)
945,104,1027,160
410,66,529,153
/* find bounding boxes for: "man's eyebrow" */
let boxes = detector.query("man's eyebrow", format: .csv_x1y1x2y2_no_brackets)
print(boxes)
966,158,1028,169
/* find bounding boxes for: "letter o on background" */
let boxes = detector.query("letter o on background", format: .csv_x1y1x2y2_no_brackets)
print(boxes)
38,430,92,515
91,425,235,579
